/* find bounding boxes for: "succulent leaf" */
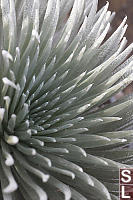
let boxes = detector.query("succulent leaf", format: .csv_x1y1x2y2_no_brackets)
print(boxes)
0,0,133,200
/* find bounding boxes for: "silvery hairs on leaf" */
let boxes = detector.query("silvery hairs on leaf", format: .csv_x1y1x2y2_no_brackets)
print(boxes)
0,0,133,200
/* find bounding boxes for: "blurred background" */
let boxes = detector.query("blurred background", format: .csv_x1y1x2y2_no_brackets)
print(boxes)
99,0,133,98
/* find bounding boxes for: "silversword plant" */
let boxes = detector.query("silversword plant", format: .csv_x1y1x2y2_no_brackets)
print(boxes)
0,0,133,200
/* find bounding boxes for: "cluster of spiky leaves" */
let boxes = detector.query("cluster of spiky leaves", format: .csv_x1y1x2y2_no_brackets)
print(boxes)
1,0,133,200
